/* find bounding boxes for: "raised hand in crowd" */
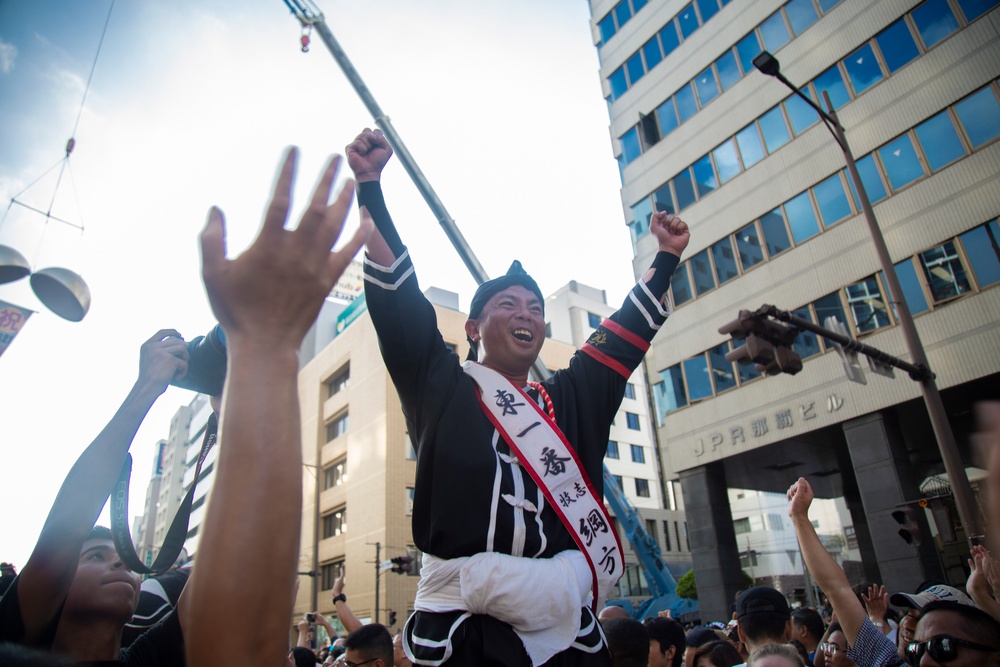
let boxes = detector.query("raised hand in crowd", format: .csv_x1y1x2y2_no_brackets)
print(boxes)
183,148,369,667
345,128,392,183
0,330,189,663
330,567,362,635
860,584,890,636
967,544,1000,624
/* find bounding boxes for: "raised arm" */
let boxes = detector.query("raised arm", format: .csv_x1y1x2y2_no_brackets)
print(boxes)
11,331,187,645
346,128,398,266
330,569,362,635
184,148,369,667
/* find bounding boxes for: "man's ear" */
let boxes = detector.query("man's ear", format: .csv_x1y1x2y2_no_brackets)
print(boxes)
464,319,479,342
737,622,747,645
783,618,793,641
665,645,677,662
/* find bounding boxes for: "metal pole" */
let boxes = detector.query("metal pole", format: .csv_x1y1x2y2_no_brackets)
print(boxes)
311,455,321,614
374,541,380,624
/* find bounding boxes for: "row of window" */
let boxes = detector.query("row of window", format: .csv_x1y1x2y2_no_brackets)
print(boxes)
616,0,840,136
596,0,649,45
610,473,652,498
322,458,347,490
734,513,786,534
607,440,647,463
606,0,736,102
663,82,1000,308
326,365,350,399
619,0,997,176
322,507,347,539
326,411,349,442
652,217,1000,418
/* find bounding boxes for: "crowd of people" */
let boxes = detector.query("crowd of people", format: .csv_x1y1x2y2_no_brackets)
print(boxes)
0,127,998,667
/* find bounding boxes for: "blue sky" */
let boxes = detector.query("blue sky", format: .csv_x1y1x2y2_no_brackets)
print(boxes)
0,0,636,567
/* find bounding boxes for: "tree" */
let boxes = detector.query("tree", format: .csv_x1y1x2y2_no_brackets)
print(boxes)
675,568,754,600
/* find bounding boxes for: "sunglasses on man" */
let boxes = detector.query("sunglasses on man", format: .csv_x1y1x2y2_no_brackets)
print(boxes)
905,635,999,665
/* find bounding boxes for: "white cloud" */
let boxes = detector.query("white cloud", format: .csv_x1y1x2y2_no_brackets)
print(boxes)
0,39,16,74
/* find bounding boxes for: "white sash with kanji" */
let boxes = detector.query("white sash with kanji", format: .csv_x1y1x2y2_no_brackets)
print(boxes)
462,361,623,612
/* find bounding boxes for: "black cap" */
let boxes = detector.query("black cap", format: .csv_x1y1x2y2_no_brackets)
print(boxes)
736,587,791,619
685,625,720,648
468,261,544,320
643,616,685,654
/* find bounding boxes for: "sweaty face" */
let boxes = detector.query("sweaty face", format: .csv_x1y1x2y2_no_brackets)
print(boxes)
466,286,544,379
63,539,139,621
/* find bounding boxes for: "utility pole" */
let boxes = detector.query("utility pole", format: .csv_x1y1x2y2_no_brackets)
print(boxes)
373,541,380,624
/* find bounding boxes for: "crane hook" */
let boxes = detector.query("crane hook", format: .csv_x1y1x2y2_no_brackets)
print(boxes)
300,26,312,53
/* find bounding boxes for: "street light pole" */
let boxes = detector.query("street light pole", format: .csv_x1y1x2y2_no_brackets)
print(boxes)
752,52,984,545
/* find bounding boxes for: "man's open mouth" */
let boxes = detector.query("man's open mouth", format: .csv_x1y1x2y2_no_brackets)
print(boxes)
512,329,534,342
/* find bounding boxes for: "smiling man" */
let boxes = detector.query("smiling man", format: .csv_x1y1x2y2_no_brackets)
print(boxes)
347,128,690,667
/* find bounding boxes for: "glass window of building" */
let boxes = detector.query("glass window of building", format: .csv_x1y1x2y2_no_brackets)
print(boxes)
625,52,645,87
624,383,636,399
734,517,751,534
659,22,681,58
326,365,350,398
791,307,823,358
653,183,674,215
588,312,602,328
919,242,972,302
785,89,820,134
683,354,712,401
697,0,720,23
759,208,792,257
322,507,347,538
690,249,716,295
954,87,1000,148
817,0,842,10
915,111,966,171
598,13,617,44
878,135,924,190
713,139,742,183
960,220,1000,288
813,173,852,227
671,264,693,306
759,106,792,153
642,37,663,71
736,123,766,168
675,83,699,123
958,0,1000,21
656,98,680,140
843,43,883,96
736,348,762,383
663,521,672,551
846,276,892,333
693,154,718,198
813,292,848,331
321,560,345,591
911,0,959,49
708,342,737,392
635,478,651,498
631,444,645,463
784,192,821,243
735,222,765,270
626,412,641,430
613,475,624,491
654,366,687,419
323,458,347,490
785,0,819,34
852,155,888,204
620,128,641,166
889,259,930,315
711,238,739,285
735,32,762,76
406,487,414,515
813,64,850,111
607,440,620,459
875,19,920,74
614,1,632,27
326,411,349,441
716,49,742,92
674,168,698,211
695,66,720,106
677,2,700,38
759,11,791,51
609,67,628,101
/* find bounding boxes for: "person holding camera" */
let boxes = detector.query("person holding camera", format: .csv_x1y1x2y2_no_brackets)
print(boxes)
0,330,190,663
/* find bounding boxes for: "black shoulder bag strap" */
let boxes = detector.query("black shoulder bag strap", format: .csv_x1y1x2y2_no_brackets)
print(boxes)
110,413,217,574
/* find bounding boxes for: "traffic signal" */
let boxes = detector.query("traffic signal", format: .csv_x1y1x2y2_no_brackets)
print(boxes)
891,507,924,547
388,610,398,626
390,555,414,574
719,311,802,375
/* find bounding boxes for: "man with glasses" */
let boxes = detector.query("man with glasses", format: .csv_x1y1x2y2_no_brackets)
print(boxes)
787,477,1000,667
343,624,393,667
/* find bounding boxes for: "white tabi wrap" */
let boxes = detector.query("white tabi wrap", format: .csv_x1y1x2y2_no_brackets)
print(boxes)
462,361,623,612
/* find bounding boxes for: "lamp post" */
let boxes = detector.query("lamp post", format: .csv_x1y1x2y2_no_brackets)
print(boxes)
751,51,984,546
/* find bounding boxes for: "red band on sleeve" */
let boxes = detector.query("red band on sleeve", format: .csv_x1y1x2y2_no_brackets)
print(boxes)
600,318,650,352
582,344,632,379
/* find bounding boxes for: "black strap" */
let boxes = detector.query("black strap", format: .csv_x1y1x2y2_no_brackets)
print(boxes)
110,413,217,574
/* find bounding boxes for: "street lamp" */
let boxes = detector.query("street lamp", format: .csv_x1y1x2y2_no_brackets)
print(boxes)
751,51,984,545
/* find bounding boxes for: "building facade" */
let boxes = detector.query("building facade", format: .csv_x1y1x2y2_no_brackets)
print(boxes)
590,0,1000,619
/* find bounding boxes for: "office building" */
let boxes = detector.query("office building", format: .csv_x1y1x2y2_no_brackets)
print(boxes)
590,0,999,618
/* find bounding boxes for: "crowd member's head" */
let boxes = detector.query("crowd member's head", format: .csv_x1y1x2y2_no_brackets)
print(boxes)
290,646,318,667
684,626,725,667
59,526,140,637
735,587,792,654
602,617,649,667
747,643,804,667
897,611,918,660
691,640,743,667
600,604,632,621
820,622,853,667
343,624,393,667
906,599,1000,666
790,608,823,655
644,616,686,667
392,631,411,667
